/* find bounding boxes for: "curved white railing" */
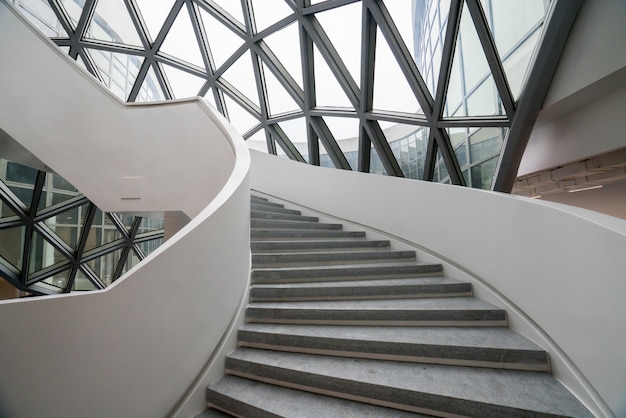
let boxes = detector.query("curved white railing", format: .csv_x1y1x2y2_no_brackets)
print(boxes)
251,150,626,418
0,3,251,418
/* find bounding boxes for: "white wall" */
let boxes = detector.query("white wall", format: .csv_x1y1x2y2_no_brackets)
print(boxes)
0,2,233,219
251,150,626,418
519,0,626,176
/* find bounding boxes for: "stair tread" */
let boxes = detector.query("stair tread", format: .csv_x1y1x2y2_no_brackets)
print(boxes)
239,323,545,354
253,261,439,272
252,276,466,290
227,348,593,417
207,375,425,417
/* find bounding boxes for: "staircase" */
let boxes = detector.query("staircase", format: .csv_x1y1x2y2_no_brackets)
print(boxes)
205,194,593,417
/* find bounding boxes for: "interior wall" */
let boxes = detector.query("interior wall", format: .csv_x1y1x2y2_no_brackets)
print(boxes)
539,181,626,220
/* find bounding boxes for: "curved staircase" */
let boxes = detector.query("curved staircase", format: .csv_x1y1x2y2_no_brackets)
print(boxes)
205,194,593,417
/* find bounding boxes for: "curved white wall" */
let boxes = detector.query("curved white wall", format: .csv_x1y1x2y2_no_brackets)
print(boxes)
0,2,231,218
0,3,252,417
251,150,626,418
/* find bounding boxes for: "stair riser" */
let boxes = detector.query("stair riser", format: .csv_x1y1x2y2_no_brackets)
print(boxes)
250,284,472,301
251,231,365,240
251,241,391,253
252,251,416,267
252,265,443,284
225,361,539,417
250,204,301,215
251,211,318,222
251,220,342,231
246,308,506,326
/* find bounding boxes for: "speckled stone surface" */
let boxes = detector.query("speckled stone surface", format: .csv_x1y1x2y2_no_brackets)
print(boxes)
226,348,593,417
251,219,343,230
251,210,319,222
251,239,391,253
252,250,416,267
251,229,366,240
250,203,301,215
207,375,427,417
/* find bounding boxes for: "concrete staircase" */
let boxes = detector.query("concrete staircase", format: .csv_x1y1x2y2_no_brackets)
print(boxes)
205,194,593,417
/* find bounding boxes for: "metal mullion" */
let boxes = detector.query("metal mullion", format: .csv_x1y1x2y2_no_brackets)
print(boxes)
210,43,248,79
132,245,145,261
0,218,24,230
423,131,437,181
306,123,320,165
267,124,306,162
302,0,360,15
300,15,360,109
0,184,28,219
265,130,277,155
47,0,74,35
33,195,89,222
367,0,434,117
358,4,375,172
124,0,153,46
433,0,462,119
250,14,299,43
254,42,305,106
133,231,165,244
309,117,351,170
365,111,429,126
438,116,509,128
299,12,318,161
128,59,152,101
217,79,262,117
73,0,97,42
151,0,186,52
81,240,127,263
112,217,142,281
310,108,358,118
241,0,256,35
52,38,71,47
194,0,247,35
25,261,73,286
0,264,26,293
152,61,173,100
363,119,404,177
105,213,128,237
186,0,212,73
155,54,207,78
77,49,103,82
79,39,147,55
433,128,465,185
32,223,76,262
65,202,97,291
28,171,47,217
77,263,106,289
492,0,582,192
465,0,515,118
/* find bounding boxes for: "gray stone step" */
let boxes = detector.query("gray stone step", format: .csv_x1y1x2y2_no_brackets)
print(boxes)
246,297,507,326
250,277,471,301
251,219,343,231
251,229,366,241
238,324,549,371
250,202,301,215
250,195,269,202
251,239,391,253
252,263,443,284
249,199,284,209
251,210,319,222
226,348,593,417
206,375,426,417
252,250,416,267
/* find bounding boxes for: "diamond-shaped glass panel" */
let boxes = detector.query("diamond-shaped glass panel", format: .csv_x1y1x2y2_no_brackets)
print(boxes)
313,45,354,109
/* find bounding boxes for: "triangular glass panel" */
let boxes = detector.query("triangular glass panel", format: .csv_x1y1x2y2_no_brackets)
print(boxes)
250,0,293,33
0,225,25,269
29,231,67,274
0,198,20,219
42,269,70,289
272,136,288,158
59,0,83,28
318,137,334,169
73,268,97,291
222,52,261,107
44,203,84,250
471,155,499,190
277,117,307,159
315,2,362,88
403,0,449,95
469,127,506,165
223,95,260,134
480,0,547,62
313,45,353,109
373,28,423,114
262,61,301,116
86,0,143,46
136,0,176,41
200,8,245,70
381,124,429,180
203,87,217,109
433,148,450,184
210,0,245,26
263,22,303,89
160,7,206,68
444,37,465,117
84,210,123,252
49,172,77,192
138,238,163,258
323,117,359,166
135,66,166,102
447,127,469,169
502,25,542,100
86,252,121,286
245,130,269,153
369,143,386,176
15,0,69,37
87,48,144,101
138,215,164,233
162,64,205,98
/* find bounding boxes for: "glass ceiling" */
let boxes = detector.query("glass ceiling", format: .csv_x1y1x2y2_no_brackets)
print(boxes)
9,0,575,191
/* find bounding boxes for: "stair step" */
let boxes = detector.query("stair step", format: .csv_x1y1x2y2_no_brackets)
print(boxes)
251,210,319,222
251,239,391,253
226,348,593,417
250,202,301,215
250,219,342,231
252,263,442,284
251,229,366,241
246,297,506,326
207,375,425,417
250,277,471,301
238,324,549,371
250,195,268,203
252,250,416,267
